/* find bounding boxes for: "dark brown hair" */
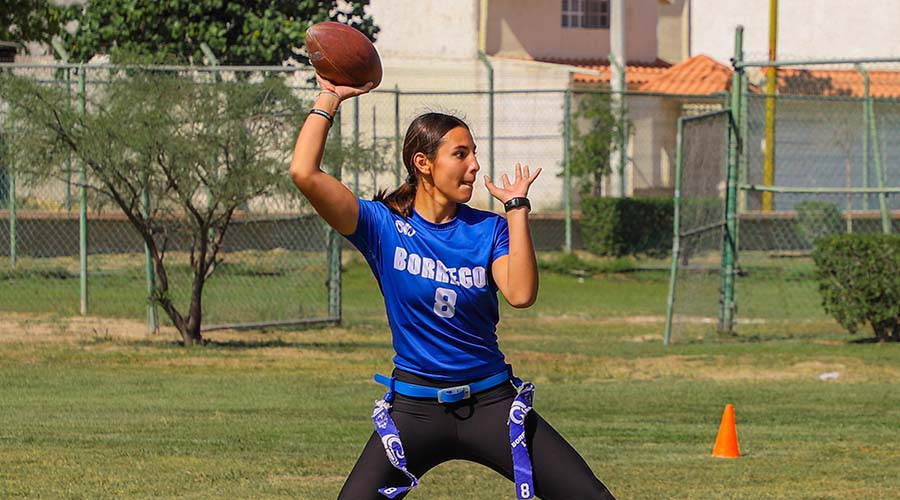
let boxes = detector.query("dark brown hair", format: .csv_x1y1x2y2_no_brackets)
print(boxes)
375,112,469,217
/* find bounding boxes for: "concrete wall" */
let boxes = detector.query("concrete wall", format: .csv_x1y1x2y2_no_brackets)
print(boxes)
657,0,688,64
486,0,659,62
691,0,900,62
366,0,480,61
628,95,681,194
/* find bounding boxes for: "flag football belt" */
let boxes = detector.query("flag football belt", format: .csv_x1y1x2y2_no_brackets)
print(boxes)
371,366,537,499
373,370,510,403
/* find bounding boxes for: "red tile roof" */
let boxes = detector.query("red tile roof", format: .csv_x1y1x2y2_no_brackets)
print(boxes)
537,57,671,89
538,55,900,98
639,54,733,94
777,68,900,98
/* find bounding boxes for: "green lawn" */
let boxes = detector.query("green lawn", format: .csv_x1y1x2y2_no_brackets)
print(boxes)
1,258,898,499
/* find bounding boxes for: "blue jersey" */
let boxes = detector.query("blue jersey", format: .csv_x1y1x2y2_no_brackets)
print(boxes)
345,198,511,381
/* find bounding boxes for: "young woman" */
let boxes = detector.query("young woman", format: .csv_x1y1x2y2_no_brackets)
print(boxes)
290,75,615,500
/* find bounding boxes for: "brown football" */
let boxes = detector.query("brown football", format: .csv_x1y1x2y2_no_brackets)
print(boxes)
305,21,383,89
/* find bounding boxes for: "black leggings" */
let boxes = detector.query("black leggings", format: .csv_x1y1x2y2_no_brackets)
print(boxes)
338,371,615,500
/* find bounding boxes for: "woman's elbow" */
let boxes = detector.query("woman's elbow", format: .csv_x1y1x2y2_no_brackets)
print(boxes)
289,163,313,190
506,293,537,309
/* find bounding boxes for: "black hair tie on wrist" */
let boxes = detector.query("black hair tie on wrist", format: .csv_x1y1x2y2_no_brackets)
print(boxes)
504,197,531,213
309,108,334,123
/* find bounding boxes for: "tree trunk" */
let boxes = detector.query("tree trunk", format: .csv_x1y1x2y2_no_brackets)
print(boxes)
872,320,891,343
181,318,204,346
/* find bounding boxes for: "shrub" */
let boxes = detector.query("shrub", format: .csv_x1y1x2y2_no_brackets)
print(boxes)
812,234,900,342
796,200,843,247
581,197,673,257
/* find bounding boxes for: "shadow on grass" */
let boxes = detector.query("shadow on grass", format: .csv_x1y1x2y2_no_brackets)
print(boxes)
76,336,391,352
849,336,897,344
204,338,390,351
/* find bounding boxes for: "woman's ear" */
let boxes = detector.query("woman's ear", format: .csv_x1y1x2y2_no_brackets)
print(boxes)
412,152,431,176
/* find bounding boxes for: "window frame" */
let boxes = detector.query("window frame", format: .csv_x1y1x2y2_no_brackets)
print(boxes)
562,0,610,29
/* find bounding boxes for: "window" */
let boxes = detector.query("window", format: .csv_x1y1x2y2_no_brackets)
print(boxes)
562,0,610,29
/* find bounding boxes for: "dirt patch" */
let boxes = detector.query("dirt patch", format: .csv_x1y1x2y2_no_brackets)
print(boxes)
0,312,172,344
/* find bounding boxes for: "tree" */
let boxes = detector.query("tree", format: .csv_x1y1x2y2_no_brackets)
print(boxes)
56,0,379,65
2,70,306,345
1,0,67,46
568,91,624,198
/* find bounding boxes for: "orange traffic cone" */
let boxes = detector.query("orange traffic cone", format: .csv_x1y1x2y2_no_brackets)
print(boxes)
712,404,740,458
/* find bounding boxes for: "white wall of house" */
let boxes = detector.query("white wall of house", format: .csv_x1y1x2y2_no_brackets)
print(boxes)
691,0,900,63
367,0,480,61
627,95,681,195
363,0,690,209
657,0,688,64
363,0,593,210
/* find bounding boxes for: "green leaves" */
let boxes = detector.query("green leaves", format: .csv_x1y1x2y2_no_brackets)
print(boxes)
568,91,623,198
581,197,674,257
2,70,308,340
0,0,68,46
813,234,900,341
55,0,379,65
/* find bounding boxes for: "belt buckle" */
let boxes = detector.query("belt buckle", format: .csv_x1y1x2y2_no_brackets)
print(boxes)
436,384,471,403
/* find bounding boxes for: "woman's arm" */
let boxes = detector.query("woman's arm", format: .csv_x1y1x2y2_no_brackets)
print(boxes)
289,76,372,235
485,163,542,308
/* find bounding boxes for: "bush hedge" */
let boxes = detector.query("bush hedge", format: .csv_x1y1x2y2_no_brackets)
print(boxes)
812,234,900,342
581,197,673,257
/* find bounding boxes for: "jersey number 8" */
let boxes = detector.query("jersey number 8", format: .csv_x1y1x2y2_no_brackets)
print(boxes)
433,287,457,318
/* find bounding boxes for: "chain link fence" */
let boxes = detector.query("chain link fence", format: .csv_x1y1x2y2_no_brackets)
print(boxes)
666,57,900,343
664,110,730,343
1,61,741,333
1,64,339,332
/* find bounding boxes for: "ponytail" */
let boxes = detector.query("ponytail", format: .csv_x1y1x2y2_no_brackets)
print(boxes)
375,181,417,218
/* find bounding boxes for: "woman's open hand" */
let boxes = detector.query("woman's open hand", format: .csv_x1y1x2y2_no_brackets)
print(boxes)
484,163,542,205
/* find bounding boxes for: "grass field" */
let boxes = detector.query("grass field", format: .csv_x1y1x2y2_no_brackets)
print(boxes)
1,257,899,499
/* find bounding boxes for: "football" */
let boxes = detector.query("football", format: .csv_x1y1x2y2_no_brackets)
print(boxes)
305,21,383,89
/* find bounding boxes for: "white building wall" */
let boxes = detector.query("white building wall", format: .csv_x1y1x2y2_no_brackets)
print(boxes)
691,0,900,63
363,0,582,211
367,0,480,61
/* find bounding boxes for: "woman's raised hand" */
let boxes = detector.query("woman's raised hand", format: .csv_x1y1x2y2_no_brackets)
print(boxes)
315,74,374,102
484,163,542,205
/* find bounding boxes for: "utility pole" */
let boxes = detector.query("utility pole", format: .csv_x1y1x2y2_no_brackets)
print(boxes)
609,0,626,197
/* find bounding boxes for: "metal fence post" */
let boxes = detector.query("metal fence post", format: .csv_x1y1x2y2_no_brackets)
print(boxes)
857,64,871,210
664,117,685,345
857,65,892,234
563,89,572,253
720,26,743,334
5,107,15,268
352,97,359,193
78,65,89,315
394,85,401,186
327,108,343,322
478,52,495,211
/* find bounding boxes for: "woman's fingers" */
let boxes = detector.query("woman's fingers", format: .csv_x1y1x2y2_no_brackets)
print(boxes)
315,74,373,100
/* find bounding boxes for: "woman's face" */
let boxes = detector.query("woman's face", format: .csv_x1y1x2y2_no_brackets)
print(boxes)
428,126,480,203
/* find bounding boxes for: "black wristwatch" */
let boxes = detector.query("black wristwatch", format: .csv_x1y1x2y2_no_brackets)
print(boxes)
504,197,531,213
